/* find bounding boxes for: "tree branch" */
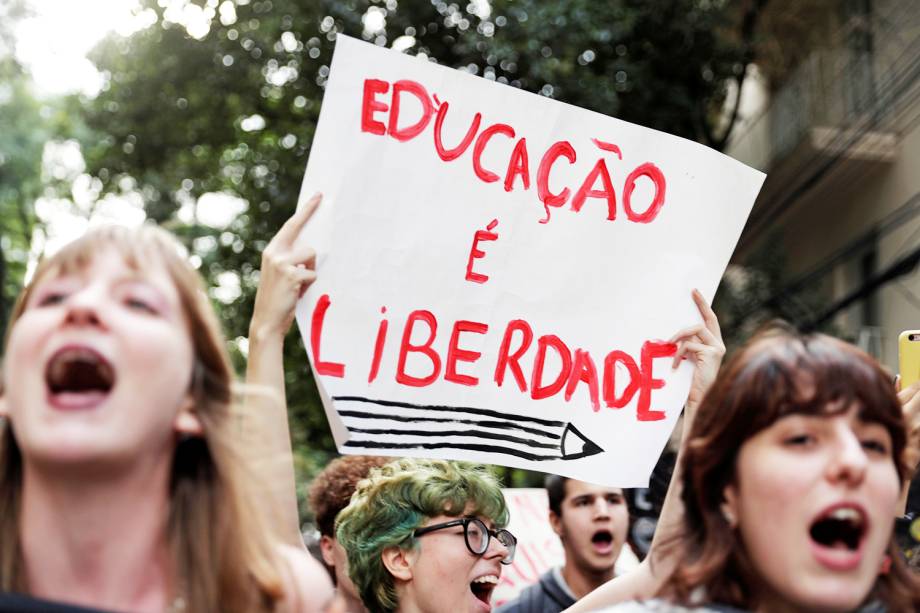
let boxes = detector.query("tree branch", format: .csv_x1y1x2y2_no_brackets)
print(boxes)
708,0,771,151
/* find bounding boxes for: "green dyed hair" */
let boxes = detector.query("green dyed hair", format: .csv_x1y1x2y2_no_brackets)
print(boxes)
335,458,509,613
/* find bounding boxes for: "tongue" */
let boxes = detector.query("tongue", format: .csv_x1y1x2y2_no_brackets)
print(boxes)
593,539,613,554
470,584,490,604
49,390,108,410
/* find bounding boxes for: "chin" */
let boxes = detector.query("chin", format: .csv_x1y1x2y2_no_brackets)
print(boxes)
786,580,876,613
25,436,132,468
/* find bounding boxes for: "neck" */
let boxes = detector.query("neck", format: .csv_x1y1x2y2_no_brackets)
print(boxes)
19,455,175,613
753,591,831,613
341,588,368,613
560,559,615,599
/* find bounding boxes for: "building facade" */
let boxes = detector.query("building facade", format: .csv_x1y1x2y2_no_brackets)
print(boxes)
725,0,920,370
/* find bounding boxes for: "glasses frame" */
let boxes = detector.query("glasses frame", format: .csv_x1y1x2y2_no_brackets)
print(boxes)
413,516,517,565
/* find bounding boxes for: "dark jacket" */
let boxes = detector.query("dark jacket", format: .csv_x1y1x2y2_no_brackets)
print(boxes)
496,569,575,613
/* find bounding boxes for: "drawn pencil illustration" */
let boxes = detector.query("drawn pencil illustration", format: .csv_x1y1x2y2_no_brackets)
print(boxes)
335,396,603,462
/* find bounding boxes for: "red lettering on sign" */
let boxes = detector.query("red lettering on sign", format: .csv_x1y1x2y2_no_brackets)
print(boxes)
433,102,481,161
445,320,489,386
388,80,434,142
368,306,388,384
636,340,677,421
571,158,617,220
603,350,641,409
358,83,673,228
473,124,515,183
494,319,533,392
623,162,667,223
310,294,345,377
591,138,623,159
536,141,576,224
395,310,441,387
360,79,389,136
565,348,600,411
465,219,499,284
504,137,531,192
531,334,572,400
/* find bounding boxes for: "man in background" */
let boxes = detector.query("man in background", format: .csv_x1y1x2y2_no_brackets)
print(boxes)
309,455,391,613
497,476,629,613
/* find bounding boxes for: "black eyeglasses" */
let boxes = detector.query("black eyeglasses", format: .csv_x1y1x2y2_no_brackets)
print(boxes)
413,517,517,565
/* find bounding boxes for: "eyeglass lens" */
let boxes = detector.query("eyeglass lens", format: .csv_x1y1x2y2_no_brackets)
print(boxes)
465,518,516,563
466,519,488,553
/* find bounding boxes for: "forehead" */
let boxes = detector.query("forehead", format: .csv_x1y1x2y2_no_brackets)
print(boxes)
767,404,884,432
457,504,498,528
38,245,174,288
563,479,622,500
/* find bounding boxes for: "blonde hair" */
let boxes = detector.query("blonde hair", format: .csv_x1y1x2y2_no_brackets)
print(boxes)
0,225,285,611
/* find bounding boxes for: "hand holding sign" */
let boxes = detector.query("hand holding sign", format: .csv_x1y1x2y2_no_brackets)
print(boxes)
668,288,726,418
294,36,765,486
250,193,322,340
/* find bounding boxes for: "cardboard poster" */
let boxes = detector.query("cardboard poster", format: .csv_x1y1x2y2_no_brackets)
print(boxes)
295,35,764,486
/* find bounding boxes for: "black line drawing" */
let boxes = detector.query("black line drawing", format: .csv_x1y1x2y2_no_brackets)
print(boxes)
333,395,603,461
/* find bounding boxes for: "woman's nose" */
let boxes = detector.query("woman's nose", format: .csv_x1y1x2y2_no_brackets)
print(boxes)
826,429,869,486
63,288,105,328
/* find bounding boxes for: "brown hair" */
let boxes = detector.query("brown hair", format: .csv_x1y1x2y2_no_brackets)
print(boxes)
0,225,285,611
309,455,391,539
659,323,920,609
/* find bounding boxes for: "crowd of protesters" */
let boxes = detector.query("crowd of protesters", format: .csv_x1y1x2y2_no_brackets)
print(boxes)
1,195,920,613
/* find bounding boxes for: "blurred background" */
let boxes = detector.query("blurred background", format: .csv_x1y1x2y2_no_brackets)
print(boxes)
1,0,919,524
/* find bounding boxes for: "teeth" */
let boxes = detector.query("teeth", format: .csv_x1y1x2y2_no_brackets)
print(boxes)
828,508,863,525
472,575,498,585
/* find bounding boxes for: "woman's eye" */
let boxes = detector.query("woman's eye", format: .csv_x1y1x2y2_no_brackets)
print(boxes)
36,292,67,307
125,297,157,314
861,439,889,454
784,434,815,447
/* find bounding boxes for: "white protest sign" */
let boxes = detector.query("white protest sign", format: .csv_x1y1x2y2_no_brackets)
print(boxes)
295,35,764,486
491,488,638,606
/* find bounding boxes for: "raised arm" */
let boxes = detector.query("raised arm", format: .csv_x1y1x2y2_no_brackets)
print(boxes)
564,289,724,612
244,193,321,548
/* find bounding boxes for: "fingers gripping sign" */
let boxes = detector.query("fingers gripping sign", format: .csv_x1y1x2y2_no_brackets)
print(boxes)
252,193,322,338
668,289,726,418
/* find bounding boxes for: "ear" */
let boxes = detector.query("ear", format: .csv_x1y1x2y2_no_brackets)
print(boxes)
173,395,203,436
320,535,336,567
548,509,564,539
721,483,739,528
381,545,416,582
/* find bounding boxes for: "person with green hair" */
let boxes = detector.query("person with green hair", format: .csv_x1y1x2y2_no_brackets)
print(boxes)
336,458,517,613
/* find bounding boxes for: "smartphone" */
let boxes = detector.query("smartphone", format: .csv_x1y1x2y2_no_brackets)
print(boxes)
899,330,920,388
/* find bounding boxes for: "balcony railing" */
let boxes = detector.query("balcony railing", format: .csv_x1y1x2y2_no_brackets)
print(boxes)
727,0,920,172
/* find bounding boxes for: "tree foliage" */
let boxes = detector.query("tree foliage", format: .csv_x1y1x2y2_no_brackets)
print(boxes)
0,57,46,334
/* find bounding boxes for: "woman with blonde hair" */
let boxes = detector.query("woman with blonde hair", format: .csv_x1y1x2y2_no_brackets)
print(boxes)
0,220,333,612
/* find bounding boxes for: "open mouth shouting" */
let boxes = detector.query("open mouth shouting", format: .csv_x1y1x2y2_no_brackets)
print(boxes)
808,504,868,571
470,573,499,610
591,529,615,555
45,346,116,410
